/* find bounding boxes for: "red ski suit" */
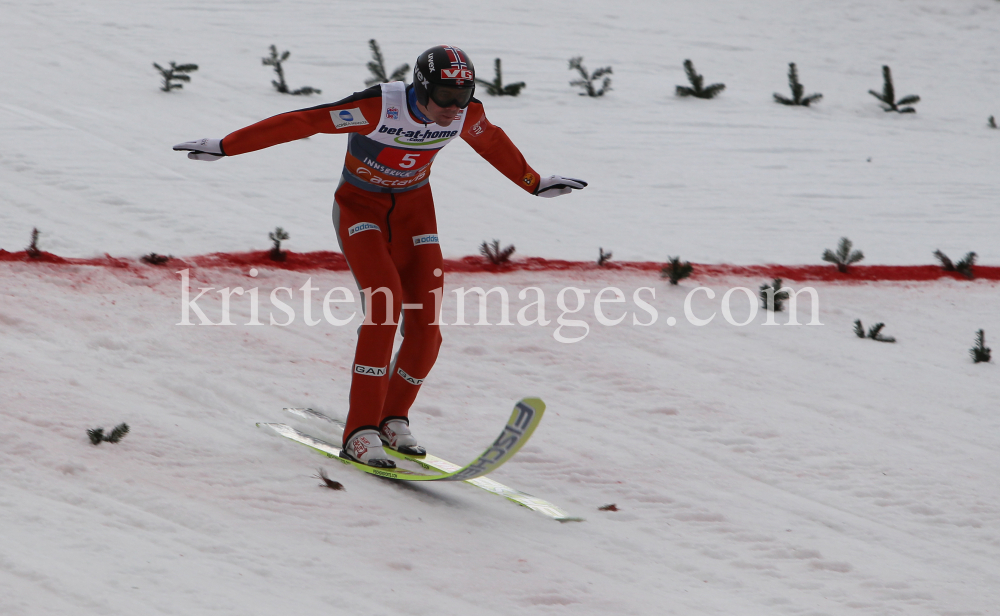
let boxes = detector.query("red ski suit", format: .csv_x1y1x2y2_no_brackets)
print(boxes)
221,82,540,442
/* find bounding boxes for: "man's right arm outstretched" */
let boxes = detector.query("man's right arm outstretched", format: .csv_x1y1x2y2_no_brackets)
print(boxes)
173,86,383,160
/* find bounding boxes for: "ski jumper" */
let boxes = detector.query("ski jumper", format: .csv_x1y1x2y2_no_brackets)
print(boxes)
220,81,541,443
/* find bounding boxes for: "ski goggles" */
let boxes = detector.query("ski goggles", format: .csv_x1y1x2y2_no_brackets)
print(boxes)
430,84,475,109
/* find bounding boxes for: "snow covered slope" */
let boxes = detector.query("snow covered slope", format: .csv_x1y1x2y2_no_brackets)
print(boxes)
2,263,999,615
1,0,998,263
2,1,1000,615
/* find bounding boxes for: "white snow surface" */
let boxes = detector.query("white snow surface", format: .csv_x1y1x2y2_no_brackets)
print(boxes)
2,1,1000,615
2,264,999,615
1,0,999,263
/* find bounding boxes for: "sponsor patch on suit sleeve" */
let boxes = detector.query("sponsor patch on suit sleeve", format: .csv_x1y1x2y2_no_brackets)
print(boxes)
412,234,439,246
331,108,370,129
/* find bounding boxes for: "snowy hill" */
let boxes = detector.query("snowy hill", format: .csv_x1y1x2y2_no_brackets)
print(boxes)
1,0,999,263
2,1,1000,615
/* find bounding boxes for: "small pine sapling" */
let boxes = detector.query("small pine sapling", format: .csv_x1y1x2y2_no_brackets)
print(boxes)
970,329,991,363
676,60,725,99
989,116,997,129
263,45,321,95
854,319,896,343
956,252,977,279
26,227,42,258
869,65,920,113
934,249,977,280
759,278,790,311
88,423,130,445
480,239,516,265
105,423,130,443
569,57,612,97
853,319,866,338
269,227,290,262
141,253,172,265
598,247,613,267
476,58,526,96
661,256,693,285
773,63,822,107
364,39,409,86
866,322,896,343
153,62,198,92
933,249,955,271
822,237,864,273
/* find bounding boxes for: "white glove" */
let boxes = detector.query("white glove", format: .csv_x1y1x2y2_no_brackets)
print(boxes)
173,138,225,161
534,175,588,198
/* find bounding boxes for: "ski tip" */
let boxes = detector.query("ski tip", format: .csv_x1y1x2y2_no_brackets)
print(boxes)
519,397,546,413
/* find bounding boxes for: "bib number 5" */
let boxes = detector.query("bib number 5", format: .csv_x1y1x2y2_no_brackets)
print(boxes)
376,148,432,171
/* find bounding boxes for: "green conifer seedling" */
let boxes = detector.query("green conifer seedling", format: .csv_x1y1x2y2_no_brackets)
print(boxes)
105,423,130,443
598,247,613,267
263,45,321,95
854,319,895,342
569,57,612,97
269,227,290,262
476,58,526,96
866,322,896,343
141,253,172,265
661,256,693,285
955,252,977,280
773,63,822,106
869,65,920,113
853,319,866,338
934,249,976,280
480,239,516,265
971,329,991,363
760,278,791,311
87,423,130,445
676,60,725,99
26,227,41,258
933,249,955,272
153,62,198,92
365,39,409,86
822,237,865,273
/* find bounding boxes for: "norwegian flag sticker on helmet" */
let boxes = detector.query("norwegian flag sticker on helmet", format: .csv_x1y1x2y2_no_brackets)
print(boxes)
443,46,467,69
441,46,472,82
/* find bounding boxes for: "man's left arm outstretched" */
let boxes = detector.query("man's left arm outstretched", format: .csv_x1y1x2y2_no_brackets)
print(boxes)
461,102,588,198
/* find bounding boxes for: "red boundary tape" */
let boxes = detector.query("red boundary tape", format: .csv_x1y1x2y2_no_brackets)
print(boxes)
1,249,997,282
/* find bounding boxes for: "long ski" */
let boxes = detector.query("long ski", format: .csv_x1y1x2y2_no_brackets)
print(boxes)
259,398,541,482
281,403,581,521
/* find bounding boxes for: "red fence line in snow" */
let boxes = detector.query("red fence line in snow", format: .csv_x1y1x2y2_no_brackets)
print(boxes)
1,249,997,282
